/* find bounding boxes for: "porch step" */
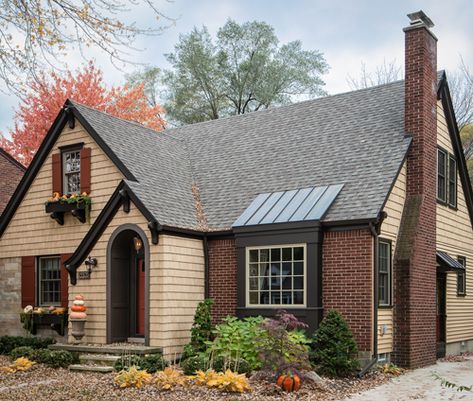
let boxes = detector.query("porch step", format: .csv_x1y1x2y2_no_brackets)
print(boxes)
49,343,162,355
79,353,121,367
69,364,114,373
127,337,145,344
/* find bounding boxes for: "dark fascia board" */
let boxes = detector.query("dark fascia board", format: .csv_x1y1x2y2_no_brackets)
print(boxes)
438,75,473,229
64,180,159,284
0,100,137,239
321,217,377,231
0,147,26,171
0,110,68,236
65,100,136,181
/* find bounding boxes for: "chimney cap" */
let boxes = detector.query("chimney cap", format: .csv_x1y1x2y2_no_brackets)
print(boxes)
407,10,434,28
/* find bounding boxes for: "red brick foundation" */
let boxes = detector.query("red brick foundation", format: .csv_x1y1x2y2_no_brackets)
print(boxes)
207,238,237,323
322,229,373,352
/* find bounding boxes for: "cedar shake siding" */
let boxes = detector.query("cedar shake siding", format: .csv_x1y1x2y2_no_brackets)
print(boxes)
393,17,438,368
322,229,374,353
207,238,238,323
0,148,25,214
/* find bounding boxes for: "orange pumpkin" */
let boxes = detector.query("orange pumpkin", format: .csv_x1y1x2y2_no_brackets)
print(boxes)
71,305,87,312
277,374,301,392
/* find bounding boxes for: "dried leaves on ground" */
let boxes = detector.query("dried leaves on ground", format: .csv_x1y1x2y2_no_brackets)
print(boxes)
0,356,394,401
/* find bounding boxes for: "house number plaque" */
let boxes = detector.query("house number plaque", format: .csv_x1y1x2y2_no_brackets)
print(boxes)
78,271,91,280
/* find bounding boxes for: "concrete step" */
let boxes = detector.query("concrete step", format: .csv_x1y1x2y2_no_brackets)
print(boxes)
69,364,114,373
127,337,145,345
49,343,162,355
79,353,120,367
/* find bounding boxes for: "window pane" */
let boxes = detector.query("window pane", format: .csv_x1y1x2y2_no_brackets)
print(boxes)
281,262,291,275
281,275,292,289
259,249,269,262
282,291,292,304
293,276,304,290
271,277,281,290
294,247,303,260
282,248,292,261
259,277,269,291
271,263,281,276
249,292,258,304
249,250,258,263
260,292,269,304
293,262,303,276
259,263,269,276
293,291,304,304
270,248,280,262
249,264,258,277
378,241,391,305
39,257,61,306
249,278,258,290
437,150,447,201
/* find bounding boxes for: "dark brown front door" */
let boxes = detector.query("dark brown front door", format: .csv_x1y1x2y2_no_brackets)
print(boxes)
436,273,447,358
136,257,145,336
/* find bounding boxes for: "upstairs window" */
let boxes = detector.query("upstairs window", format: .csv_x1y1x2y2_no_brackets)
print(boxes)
457,256,466,296
247,245,305,307
448,155,457,208
437,148,447,202
378,240,392,306
62,149,81,194
437,148,457,208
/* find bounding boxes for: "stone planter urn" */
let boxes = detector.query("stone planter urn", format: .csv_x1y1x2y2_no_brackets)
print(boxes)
69,294,87,343
70,319,86,342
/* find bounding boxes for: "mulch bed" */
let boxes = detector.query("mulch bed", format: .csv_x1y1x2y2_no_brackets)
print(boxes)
0,355,395,401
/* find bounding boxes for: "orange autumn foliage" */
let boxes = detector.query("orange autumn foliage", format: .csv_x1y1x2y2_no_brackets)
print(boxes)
1,62,165,165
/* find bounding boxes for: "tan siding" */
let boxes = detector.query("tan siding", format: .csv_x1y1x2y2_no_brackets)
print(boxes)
437,100,473,345
70,203,205,356
377,161,407,353
0,122,123,258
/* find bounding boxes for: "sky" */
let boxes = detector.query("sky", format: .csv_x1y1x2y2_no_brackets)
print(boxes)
1,0,472,136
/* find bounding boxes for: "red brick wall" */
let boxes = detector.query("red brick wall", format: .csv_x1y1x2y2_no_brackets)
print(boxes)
322,229,373,352
393,22,437,368
207,238,237,323
0,150,24,214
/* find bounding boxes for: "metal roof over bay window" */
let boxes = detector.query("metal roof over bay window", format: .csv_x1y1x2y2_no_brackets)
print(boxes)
436,251,466,271
233,184,344,227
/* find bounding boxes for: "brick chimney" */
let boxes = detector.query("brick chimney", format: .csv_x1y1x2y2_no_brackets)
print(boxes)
393,11,438,368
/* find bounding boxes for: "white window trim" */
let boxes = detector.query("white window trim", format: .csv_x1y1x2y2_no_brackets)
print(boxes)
38,256,61,307
245,243,307,308
62,149,81,195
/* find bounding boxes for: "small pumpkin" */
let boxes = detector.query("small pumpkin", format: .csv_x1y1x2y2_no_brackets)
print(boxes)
73,300,85,306
70,311,87,319
74,294,85,301
277,374,301,392
71,305,87,312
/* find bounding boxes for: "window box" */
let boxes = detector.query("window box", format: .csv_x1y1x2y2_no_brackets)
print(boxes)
20,311,68,336
45,194,91,225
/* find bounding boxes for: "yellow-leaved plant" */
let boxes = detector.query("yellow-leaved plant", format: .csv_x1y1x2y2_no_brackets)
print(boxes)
1,357,36,373
154,367,188,390
194,369,251,393
114,366,151,389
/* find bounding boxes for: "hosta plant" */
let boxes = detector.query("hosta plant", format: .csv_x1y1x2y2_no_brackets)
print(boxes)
194,369,251,393
114,366,152,389
1,357,36,373
154,367,188,390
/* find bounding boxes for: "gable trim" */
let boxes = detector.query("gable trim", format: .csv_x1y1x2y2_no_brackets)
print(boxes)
0,101,136,239
437,74,473,229
64,181,158,285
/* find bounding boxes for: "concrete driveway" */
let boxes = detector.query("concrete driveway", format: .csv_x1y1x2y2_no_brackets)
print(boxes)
342,357,473,401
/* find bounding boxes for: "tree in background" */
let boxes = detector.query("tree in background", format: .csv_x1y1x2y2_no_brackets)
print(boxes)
158,19,327,125
0,0,172,95
0,62,165,165
347,59,402,90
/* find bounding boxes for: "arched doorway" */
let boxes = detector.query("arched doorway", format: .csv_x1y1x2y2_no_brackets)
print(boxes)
107,224,149,344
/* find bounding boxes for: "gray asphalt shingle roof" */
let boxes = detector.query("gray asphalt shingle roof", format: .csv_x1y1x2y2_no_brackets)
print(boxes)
70,78,412,231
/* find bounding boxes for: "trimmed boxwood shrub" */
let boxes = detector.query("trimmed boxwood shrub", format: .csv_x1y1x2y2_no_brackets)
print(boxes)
10,346,35,360
114,354,168,373
29,348,74,368
181,355,207,375
0,336,55,354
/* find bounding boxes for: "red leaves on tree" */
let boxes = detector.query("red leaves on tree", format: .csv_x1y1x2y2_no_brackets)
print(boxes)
1,62,165,165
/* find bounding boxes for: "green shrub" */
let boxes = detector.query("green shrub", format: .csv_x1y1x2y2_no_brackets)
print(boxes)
0,336,55,354
10,346,34,360
46,350,74,368
31,348,52,364
114,354,168,373
310,310,360,377
182,299,214,360
211,355,252,375
206,316,266,370
180,355,207,375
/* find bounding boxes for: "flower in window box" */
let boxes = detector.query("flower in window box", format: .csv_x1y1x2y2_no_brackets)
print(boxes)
48,305,56,312
23,305,33,314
